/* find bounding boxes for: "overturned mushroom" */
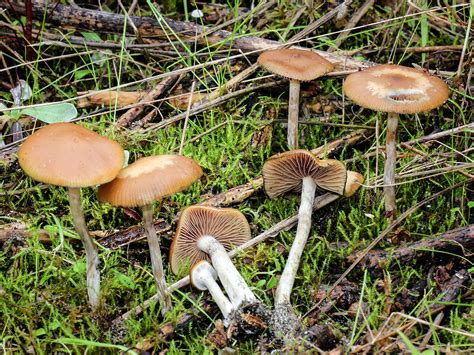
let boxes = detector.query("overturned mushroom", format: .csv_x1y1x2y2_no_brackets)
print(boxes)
170,206,256,308
258,48,334,149
98,155,202,315
263,150,347,311
190,260,234,325
343,64,448,218
19,122,124,310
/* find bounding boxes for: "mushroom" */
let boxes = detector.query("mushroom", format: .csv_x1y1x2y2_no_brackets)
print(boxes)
98,155,202,315
257,48,334,149
18,122,124,309
190,260,234,324
343,64,448,218
170,205,256,308
262,150,347,308
344,171,364,197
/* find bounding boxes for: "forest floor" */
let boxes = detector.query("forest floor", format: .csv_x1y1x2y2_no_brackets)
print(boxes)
0,1,473,353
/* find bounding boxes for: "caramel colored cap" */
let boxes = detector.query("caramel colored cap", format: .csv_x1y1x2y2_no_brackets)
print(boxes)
262,150,347,197
18,122,124,187
344,171,364,197
343,64,449,114
257,48,334,81
98,155,202,207
169,206,250,274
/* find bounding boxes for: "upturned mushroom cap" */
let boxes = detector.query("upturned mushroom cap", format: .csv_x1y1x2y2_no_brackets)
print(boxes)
98,155,202,208
262,150,347,198
169,206,251,274
189,260,218,291
257,48,334,82
343,64,449,114
344,171,364,197
18,122,124,187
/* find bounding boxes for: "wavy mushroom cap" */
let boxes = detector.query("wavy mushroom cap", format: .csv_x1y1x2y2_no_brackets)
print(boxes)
18,122,124,188
98,155,202,207
344,171,364,197
257,48,334,82
170,206,251,275
262,150,347,198
343,64,449,114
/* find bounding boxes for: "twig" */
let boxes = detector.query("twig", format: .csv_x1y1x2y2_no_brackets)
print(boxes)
116,74,181,127
3,1,370,71
328,0,375,52
178,81,195,155
141,81,280,132
349,225,474,271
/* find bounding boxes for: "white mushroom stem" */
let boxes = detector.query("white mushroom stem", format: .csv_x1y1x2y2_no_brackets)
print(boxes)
288,79,301,149
191,264,234,322
68,187,100,310
143,204,172,316
197,235,257,308
275,176,317,306
383,112,399,219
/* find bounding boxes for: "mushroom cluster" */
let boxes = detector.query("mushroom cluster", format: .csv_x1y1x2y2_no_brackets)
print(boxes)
16,42,449,350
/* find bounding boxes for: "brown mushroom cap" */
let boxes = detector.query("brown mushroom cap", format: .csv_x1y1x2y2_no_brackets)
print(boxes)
18,122,124,187
343,64,449,114
262,150,347,198
169,206,251,274
257,48,334,82
344,171,364,197
98,155,202,208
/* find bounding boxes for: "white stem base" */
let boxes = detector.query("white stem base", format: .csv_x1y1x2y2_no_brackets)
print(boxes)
275,176,317,306
200,274,234,324
197,236,257,308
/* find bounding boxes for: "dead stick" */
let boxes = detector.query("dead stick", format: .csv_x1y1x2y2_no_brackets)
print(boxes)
116,74,181,127
2,1,371,71
350,225,474,271
303,178,473,318
328,0,375,52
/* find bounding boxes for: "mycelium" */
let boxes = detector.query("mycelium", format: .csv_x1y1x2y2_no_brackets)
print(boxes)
343,64,448,219
258,48,334,149
98,155,202,315
18,122,124,310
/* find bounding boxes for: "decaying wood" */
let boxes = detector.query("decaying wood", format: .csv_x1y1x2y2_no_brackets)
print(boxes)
349,225,474,272
76,90,146,108
2,1,372,71
116,74,181,127
98,219,171,249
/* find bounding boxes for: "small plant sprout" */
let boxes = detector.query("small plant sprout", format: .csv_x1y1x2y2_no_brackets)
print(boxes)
190,260,234,325
343,64,448,219
98,155,202,316
262,150,347,309
257,48,334,149
170,206,256,308
18,122,125,310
